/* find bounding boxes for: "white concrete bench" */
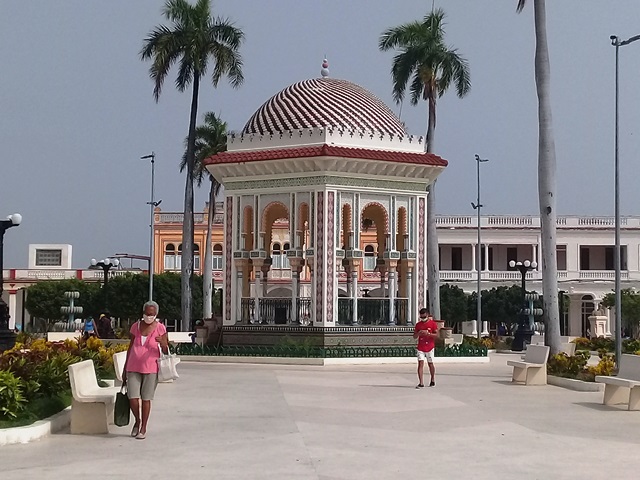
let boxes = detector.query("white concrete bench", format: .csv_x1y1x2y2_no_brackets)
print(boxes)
113,351,127,387
168,331,195,344
596,354,640,410
68,360,120,434
47,332,81,342
507,345,550,385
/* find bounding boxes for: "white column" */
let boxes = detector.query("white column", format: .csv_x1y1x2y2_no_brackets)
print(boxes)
291,270,299,324
388,269,396,325
8,291,17,330
351,270,359,325
236,271,244,324
471,243,476,272
483,244,489,271
532,244,538,267
254,270,261,324
406,268,414,325
606,307,612,337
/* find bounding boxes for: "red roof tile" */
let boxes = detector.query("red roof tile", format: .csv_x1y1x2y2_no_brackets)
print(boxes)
205,144,448,167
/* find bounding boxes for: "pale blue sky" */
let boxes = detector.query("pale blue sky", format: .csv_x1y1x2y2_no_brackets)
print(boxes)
2,1,640,267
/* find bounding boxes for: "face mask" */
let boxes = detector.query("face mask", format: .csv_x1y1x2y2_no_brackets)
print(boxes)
143,315,156,324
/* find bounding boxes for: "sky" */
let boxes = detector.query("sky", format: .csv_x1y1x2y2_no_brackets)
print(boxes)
2,0,640,268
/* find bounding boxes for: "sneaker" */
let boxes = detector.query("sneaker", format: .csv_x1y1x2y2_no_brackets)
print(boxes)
416,384,425,389
429,381,435,387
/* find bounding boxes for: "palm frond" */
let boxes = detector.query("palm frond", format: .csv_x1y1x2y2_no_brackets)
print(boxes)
516,0,527,13
436,49,471,99
181,111,228,188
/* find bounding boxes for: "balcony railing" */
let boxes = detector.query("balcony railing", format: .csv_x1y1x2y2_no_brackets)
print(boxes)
435,215,639,229
440,270,630,281
337,298,409,326
240,297,311,324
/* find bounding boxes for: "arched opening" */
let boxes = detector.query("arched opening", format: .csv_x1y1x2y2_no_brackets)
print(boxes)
361,202,389,255
298,203,309,249
364,244,376,271
193,243,200,272
581,294,595,337
212,243,223,270
272,242,282,269
176,244,183,270
164,243,176,270
396,207,407,251
262,201,289,253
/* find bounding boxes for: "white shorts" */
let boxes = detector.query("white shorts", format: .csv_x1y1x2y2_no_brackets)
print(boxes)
417,349,434,362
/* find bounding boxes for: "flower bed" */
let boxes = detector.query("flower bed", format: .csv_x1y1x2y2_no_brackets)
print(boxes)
0,335,128,428
547,350,615,382
572,337,640,355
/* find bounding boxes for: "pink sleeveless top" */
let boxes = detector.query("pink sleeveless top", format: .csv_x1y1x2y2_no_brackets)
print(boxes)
126,321,167,374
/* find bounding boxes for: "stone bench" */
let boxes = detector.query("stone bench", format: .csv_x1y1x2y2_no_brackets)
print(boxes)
168,331,195,344
68,360,119,434
596,354,640,410
113,351,127,387
507,345,550,385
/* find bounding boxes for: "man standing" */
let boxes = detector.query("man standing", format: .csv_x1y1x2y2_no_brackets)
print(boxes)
413,308,438,388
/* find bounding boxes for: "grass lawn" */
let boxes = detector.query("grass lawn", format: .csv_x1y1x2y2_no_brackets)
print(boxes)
0,392,73,429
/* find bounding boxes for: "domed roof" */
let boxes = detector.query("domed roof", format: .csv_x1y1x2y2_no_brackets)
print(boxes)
242,78,407,137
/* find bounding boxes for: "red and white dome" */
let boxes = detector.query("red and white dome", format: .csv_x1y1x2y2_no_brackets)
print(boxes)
242,78,407,137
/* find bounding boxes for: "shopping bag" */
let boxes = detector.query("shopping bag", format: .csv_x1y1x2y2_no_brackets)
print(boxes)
114,386,130,427
157,348,180,382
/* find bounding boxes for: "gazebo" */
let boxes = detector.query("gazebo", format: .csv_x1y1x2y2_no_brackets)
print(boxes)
205,65,447,347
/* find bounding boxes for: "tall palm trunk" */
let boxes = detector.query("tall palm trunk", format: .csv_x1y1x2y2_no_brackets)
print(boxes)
534,0,561,354
203,180,215,319
425,101,440,319
181,74,200,331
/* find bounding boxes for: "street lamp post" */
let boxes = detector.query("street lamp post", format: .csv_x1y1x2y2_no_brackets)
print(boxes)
471,154,489,339
0,213,22,352
141,152,161,302
610,34,640,369
90,258,120,310
509,259,538,351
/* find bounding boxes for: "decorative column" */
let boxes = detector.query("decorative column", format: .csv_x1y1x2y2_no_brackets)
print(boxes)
233,255,249,324
346,248,363,325
483,244,490,271
8,290,17,330
471,243,476,273
251,251,266,323
289,255,304,324
384,250,400,325
261,260,271,297
401,251,416,325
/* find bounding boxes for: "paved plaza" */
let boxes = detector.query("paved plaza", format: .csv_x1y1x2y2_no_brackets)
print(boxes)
3,353,640,479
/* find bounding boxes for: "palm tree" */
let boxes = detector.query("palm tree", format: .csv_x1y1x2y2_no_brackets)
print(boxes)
379,8,470,320
180,112,227,320
517,0,561,354
141,0,243,331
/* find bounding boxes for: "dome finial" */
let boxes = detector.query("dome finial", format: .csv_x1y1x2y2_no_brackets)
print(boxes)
321,57,329,77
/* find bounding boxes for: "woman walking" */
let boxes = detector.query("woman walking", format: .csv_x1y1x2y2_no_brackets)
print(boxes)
123,300,168,439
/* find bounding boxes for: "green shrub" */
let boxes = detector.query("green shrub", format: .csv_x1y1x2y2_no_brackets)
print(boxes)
547,351,590,377
0,370,26,420
623,339,640,354
33,352,79,397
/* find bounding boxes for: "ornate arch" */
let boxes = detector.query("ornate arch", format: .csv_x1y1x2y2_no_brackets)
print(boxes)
396,206,407,251
361,202,389,233
341,203,352,248
242,206,254,251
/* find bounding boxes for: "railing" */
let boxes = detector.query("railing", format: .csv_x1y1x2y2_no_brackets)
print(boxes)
435,215,640,229
440,270,631,281
337,298,409,325
240,297,312,324
579,271,629,280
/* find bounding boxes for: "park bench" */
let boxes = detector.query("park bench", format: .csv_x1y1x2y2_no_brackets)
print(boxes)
507,344,550,385
68,360,120,434
168,331,195,344
113,351,127,387
595,354,640,410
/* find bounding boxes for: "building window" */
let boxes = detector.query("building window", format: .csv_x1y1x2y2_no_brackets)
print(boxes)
176,244,183,270
556,245,567,271
164,244,176,270
580,246,590,270
272,243,282,269
282,242,290,269
35,249,62,267
213,244,223,270
364,245,376,271
451,247,463,271
194,244,200,271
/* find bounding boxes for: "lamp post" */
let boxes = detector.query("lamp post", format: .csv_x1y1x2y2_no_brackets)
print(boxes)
471,154,489,338
0,213,22,352
610,34,640,368
141,152,161,302
90,258,120,310
509,259,538,351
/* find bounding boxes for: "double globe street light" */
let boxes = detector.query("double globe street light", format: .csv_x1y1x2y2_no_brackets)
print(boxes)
509,259,540,351
90,258,120,310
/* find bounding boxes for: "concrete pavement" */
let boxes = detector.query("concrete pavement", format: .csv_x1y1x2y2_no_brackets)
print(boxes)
3,353,640,479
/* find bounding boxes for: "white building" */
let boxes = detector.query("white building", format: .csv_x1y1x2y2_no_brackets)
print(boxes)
437,214,638,337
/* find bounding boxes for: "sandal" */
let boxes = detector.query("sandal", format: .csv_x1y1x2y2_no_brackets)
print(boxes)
131,423,140,438
136,432,146,440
